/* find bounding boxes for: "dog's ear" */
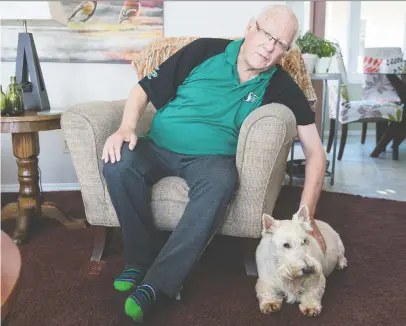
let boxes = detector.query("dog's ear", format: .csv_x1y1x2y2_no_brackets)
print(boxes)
292,205,313,231
298,205,310,219
293,205,310,222
262,213,279,233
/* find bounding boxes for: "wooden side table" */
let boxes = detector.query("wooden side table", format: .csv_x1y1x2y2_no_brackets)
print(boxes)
1,110,86,244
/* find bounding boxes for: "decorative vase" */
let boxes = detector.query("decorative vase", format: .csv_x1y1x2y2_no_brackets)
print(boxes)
1,85,9,116
315,56,332,73
6,77,24,116
302,53,318,74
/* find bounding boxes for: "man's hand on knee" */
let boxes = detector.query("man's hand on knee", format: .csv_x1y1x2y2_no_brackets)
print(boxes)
102,128,138,164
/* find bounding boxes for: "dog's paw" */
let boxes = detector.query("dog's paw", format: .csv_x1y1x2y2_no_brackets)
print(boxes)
299,304,322,317
260,301,282,314
336,256,348,270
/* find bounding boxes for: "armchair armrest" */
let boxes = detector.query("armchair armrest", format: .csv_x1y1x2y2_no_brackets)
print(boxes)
226,103,297,238
62,100,125,158
60,99,156,225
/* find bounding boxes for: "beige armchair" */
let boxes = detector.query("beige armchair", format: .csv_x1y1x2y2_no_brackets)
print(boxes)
60,37,316,276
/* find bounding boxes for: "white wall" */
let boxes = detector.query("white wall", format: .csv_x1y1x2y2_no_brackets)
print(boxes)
0,63,135,191
1,0,310,192
165,1,286,37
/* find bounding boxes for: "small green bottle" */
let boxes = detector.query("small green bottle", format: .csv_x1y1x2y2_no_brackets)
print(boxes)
6,77,24,116
1,85,9,116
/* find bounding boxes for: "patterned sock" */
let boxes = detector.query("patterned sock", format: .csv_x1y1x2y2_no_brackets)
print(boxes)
125,283,160,322
113,268,143,292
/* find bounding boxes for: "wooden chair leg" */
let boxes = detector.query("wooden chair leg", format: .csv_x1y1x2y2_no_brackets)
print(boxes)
91,226,114,261
327,119,335,153
393,132,406,160
391,125,403,160
396,133,406,148
338,124,348,161
376,121,389,151
242,238,259,277
371,123,398,158
361,123,367,144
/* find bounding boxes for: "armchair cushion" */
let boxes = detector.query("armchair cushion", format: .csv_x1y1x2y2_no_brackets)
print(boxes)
149,103,297,238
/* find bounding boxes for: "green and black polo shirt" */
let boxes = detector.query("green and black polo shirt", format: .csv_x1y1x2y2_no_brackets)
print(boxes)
138,37,315,156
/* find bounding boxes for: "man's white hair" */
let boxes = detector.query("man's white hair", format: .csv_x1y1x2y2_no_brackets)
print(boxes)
254,4,300,51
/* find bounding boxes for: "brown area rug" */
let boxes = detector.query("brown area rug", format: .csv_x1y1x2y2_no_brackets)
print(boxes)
2,187,406,326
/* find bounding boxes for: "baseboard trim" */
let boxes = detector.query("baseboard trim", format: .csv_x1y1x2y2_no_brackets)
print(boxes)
1,183,81,193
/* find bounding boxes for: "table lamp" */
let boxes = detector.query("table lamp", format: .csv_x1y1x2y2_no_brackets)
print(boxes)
0,1,67,111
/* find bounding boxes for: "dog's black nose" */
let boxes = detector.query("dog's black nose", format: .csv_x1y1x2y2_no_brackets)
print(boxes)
302,266,315,275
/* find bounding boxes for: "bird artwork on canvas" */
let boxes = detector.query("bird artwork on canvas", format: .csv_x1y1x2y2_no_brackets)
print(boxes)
118,1,141,24
67,1,142,26
67,1,98,23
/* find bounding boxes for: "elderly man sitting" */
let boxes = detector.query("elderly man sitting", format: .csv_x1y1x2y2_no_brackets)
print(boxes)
101,4,326,322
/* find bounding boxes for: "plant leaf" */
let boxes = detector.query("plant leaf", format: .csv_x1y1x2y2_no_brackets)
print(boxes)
388,113,396,121
341,85,349,101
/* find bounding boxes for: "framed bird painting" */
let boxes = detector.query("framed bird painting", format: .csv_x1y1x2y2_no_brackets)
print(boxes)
1,0,164,64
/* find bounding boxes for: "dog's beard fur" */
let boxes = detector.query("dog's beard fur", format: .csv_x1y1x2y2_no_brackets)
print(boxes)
276,259,323,303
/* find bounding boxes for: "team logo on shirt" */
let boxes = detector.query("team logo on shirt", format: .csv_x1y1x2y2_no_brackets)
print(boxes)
147,67,160,79
243,91,258,103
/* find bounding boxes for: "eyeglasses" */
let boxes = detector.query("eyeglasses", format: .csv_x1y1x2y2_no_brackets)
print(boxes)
255,21,290,52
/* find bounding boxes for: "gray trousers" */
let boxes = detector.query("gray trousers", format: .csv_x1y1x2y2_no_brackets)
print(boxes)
102,137,238,298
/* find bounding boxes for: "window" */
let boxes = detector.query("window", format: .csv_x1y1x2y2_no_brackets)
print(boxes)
325,1,406,83
324,1,351,74
286,1,311,35
361,1,405,50
358,1,406,77
303,1,311,34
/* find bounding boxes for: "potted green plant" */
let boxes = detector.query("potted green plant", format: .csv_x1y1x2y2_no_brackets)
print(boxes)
296,30,319,73
315,39,336,73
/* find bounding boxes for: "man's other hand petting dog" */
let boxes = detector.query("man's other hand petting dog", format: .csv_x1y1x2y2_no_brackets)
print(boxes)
255,205,348,317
